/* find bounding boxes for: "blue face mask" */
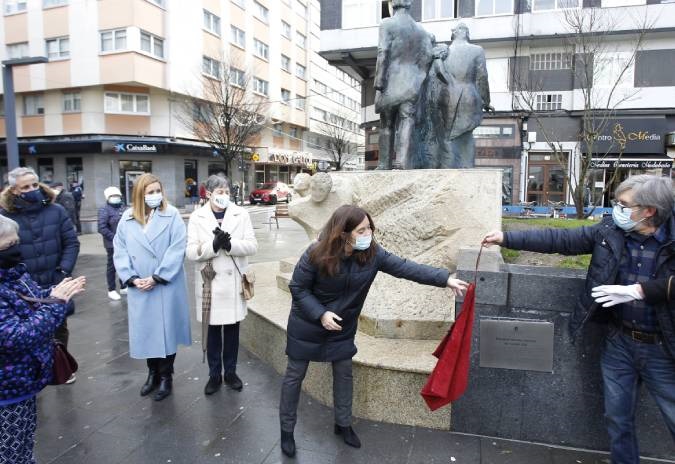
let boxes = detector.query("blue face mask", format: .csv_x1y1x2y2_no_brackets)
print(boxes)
145,193,163,209
19,189,44,204
353,235,372,251
612,205,643,231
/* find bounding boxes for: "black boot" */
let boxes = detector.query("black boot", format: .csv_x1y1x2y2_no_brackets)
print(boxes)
334,424,361,448
204,375,222,395
153,375,172,401
280,430,296,457
224,372,243,391
140,370,159,397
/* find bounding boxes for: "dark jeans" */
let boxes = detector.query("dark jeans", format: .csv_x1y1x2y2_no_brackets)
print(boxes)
54,319,68,347
74,201,81,233
105,247,125,292
207,323,240,379
601,328,675,464
279,357,353,432
147,354,176,376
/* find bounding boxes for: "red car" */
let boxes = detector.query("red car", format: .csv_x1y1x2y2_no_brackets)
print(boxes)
249,182,292,205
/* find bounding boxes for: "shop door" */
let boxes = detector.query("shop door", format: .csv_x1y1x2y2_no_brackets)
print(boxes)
124,171,145,202
527,164,566,205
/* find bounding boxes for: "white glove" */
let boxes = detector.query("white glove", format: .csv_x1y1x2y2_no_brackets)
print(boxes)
591,284,644,308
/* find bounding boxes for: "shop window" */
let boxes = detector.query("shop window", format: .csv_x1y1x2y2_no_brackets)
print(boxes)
38,158,54,184
66,157,83,186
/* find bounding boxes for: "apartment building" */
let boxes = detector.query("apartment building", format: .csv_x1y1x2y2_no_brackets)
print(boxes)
319,0,675,206
0,0,362,214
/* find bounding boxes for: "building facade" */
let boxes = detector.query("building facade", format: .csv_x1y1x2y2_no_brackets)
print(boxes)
320,0,675,207
0,0,362,215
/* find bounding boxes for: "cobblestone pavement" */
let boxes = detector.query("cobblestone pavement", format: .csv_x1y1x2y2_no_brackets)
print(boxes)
34,208,670,464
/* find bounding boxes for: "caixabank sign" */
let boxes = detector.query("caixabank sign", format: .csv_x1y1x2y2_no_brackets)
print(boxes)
586,118,669,154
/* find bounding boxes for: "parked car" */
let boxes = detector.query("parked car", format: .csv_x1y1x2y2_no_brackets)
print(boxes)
249,182,292,205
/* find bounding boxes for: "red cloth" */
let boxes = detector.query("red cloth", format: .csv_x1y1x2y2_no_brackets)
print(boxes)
421,283,476,411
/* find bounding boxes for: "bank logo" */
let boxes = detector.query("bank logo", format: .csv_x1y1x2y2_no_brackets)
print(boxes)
114,143,126,153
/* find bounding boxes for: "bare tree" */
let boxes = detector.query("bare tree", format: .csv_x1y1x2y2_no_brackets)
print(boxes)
512,7,652,218
176,59,268,177
315,111,361,171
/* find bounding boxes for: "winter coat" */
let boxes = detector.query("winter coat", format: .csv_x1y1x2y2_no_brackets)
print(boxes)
186,203,258,325
504,215,675,356
55,190,77,229
0,185,80,289
98,203,128,249
113,205,191,359
0,265,66,403
286,245,450,362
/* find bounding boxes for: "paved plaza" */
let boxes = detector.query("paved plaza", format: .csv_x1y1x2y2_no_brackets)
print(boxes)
34,208,673,464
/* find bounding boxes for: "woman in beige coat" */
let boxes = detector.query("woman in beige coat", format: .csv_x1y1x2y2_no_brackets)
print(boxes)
186,175,257,395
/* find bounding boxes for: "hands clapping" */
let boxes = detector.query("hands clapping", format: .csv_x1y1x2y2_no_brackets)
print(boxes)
50,276,86,302
212,228,232,252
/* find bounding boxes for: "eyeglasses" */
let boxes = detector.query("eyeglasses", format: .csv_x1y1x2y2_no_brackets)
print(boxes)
611,200,641,214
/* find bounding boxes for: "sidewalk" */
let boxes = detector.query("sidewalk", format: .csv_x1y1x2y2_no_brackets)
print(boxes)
35,212,671,464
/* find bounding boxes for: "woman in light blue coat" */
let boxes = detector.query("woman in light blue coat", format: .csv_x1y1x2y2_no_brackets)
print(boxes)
113,173,191,401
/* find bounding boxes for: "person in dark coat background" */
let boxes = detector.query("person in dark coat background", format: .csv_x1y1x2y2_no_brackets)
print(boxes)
98,186,128,301
69,180,83,234
51,182,77,230
278,205,468,458
0,215,86,464
0,167,80,383
483,175,675,464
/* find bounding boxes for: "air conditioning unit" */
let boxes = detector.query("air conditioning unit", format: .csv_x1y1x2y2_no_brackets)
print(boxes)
666,131,675,147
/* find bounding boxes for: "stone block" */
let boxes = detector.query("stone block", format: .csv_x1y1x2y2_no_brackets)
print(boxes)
278,257,298,274
507,264,585,312
276,272,292,293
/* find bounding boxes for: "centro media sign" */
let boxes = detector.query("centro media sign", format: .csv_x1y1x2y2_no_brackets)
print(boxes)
586,118,667,154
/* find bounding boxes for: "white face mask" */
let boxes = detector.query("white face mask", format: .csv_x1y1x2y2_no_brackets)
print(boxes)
353,235,372,251
144,193,163,209
212,194,230,209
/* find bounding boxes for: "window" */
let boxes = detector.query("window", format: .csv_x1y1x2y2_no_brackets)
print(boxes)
46,37,69,59
281,54,291,72
229,67,245,87
296,32,306,48
313,107,327,120
43,0,67,7
254,1,269,23
342,0,381,28
231,0,245,7
281,21,291,38
231,26,246,48
23,95,44,116
476,0,512,16
253,77,269,96
530,52,572,70
202,56,221,79
281,89,291,103
295,96,306,110
296,64,306,79
314,80,327,94
254,39,269,60
140,31,164,58
422,0,453,20
104,92,150,114
100,29,127,52
295,0,307,15
203,9,221,35
535,94,563,111
532,0,579,10
595,55,633,89
146,0,164,6
7,42,28,59
4,1,26,14
63,92,81,113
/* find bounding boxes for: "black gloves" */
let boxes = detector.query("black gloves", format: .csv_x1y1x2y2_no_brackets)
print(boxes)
212,228,232,252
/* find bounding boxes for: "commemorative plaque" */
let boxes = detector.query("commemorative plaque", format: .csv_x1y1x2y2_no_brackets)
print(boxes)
479,318,554,372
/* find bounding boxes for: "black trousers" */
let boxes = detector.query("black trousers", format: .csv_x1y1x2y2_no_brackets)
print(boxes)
146,354,176,376
54,319,68,347
206,323,240,379
105,247,125,292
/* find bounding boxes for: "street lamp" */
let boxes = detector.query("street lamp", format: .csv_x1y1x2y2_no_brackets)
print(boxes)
2,56,49,170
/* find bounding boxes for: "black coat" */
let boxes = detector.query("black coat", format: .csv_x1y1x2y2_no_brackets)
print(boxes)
55,190,77,229
97,203,127,249
504,215,675,356
286,245,450,362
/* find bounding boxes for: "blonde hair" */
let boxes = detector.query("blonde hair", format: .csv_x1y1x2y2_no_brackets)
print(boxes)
131,173,166,224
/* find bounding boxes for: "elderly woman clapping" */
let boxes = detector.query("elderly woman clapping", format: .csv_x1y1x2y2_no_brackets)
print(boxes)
0,215,85,463
186,175,258,395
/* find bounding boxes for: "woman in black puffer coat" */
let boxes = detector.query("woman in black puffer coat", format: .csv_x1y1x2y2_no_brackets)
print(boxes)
278,205,468,457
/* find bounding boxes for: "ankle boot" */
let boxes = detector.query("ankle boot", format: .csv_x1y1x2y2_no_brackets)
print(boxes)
153,374,172,401
280,430,296,457
140,370,159,396
334,424,361,448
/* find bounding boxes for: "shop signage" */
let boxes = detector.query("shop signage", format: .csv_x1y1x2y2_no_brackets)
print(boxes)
114,143,158,153
590,159,673,169
268,151,313,166
586,118,669,154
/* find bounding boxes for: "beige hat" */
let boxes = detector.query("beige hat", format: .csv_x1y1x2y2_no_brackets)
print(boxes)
103,186,122,199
